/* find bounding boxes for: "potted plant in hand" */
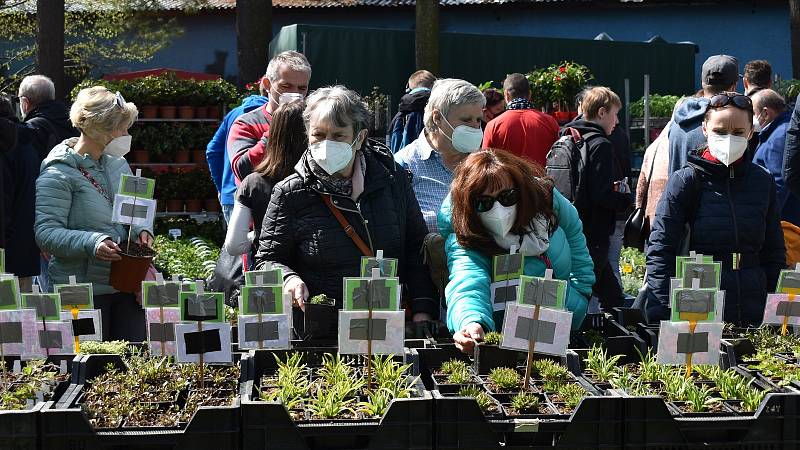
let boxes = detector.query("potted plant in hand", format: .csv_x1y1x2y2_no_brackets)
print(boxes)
110,240,157,293
303,294,338,341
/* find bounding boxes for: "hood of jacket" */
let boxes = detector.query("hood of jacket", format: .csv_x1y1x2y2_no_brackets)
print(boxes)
673,97,710,127
241,94,268,111
398,89,431,114
40,138,125,174
564,119,607,139
25,100,74,133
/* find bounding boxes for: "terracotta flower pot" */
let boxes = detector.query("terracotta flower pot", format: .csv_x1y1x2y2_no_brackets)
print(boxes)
109,242,156,293
178,106,195,120
130,150,149,164
192,150,206,164
166,199,184,212
159,106,177,119
207,105,221,119
195,106,209,119
185,199,203,213
204,198,220,213
174,150,191,164
141,105,159,119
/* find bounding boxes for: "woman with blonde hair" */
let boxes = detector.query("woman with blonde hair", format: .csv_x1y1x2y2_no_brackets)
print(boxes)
35,86,151,341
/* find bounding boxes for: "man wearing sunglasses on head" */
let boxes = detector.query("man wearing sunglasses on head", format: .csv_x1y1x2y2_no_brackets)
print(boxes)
646,91,785,326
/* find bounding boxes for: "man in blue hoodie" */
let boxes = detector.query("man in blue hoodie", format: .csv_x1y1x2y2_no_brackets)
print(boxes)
206,83,268,224
668,55,739,175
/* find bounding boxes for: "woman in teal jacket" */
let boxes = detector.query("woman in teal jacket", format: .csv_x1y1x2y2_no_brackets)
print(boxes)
439,149,595,353
35,87,151,341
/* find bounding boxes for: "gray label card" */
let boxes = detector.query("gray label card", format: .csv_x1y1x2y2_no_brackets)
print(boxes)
244,321,280,341
149,322,176,342
26,295,57,318
777,301,800,317
0,322,22,344
248,289,277,314
495,285,517,304
38,330,62,349
59,286,89,306
352,280,390,310
186,294,217,319
676,332,709,354
515,317,556,345
121,203,149,219
683,263,716,289
783,272,800,289
496,253,523,277
349,318,388,341
521,279,559,307
124,177,149,195
676,290,714,314
148,284,179,307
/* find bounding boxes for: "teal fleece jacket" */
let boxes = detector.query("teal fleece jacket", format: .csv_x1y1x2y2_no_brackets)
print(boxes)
35,138,151,295
439,188,594,334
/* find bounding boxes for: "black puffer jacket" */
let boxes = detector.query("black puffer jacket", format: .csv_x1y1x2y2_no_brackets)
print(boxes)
23,100,78,161
254,142,438,318
646,151,786,325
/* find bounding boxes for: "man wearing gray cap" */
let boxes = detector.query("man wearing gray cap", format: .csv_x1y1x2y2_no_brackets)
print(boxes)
667,55,740,175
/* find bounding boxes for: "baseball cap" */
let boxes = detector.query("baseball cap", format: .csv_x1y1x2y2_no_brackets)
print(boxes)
701,55,741,87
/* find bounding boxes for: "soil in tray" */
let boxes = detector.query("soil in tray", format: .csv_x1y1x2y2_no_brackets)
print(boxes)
118,241,157,258
670,400,732,416
550,402,577,415
504,403,557,416
123,404,182,428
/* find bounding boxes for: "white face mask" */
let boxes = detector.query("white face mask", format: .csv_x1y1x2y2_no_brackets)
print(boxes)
440,115,483,153
104,135,132,157
272,85,304,105
479,203,517,237
707,132,748,167
310,136,359,176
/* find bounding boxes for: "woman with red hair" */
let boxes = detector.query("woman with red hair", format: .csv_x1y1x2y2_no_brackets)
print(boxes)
438,148,595,353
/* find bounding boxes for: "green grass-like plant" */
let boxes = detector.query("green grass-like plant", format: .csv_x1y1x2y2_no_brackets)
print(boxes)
488,367,521,390
439,358,469,376
584,346,622,382
446,365,472,384
483,332,503,345
458,386,494,413
556,383,586,410
510,392,540,412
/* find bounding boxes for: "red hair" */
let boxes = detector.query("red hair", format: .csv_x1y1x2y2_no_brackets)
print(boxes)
450,148,557,255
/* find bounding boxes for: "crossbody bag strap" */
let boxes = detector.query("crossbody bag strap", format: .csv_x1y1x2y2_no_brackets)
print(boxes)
321,194,374,257
640,140,660,212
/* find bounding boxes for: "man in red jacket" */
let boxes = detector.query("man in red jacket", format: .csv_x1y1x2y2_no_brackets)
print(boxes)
482,73,558,167
228,51,312,182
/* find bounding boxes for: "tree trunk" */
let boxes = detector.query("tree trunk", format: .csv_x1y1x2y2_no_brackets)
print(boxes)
415,0,439,75
36,0,65,99
237,0,272,89
791,0,800,78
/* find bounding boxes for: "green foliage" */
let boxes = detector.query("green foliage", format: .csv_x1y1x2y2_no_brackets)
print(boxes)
357,388,394,418
152,235,219,280
510,392,539,412
557,383,586,410
306,382,356,419
747,328,800,356
483,331,503,345
308,294,334,306
584,346,622,382
620,247,646,296
154,216,225,248
488,367,521,390
70,73,238,107
79,340,130,355
439,359,469,376
446,365,472,384
629,94,682,119
457,386,494,414
683,383,719,413
318,354,355,387
539,362,570,382
372,354,413,397
477,81,500,93
0,360,67,411
527,61,593,108
776,79,800,102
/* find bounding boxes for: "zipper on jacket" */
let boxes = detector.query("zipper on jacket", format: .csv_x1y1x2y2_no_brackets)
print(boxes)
355,199,375,253
725,175,743,323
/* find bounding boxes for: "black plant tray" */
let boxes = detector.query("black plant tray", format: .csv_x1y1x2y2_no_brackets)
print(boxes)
240,348,433,449
40,353,247,450
0,356,75,450
571,313,647,366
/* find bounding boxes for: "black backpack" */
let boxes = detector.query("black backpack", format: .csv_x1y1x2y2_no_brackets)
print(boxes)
545,127,600,207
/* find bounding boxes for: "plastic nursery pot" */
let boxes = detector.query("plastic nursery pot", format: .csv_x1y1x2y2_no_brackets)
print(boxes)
204,198,220,213
194,106,209,119
178,106,195,120
174,150,191,164
159,105,177,119
302,303,338,340
184,199,203,213
140,105,159,119
207,105,221,119
110,241,156,293
166,199,184,212
191,150,206,164
474,344,519,375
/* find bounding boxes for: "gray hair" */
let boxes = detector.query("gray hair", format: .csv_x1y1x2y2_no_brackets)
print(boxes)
753,89,787,113
265,51,312,83
303,85,369,135
424,78,486,133
18,75,55,107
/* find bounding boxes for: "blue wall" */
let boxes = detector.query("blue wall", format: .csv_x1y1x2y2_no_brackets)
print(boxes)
136,3,791,94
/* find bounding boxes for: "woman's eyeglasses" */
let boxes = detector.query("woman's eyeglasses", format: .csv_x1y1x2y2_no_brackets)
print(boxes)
474,189,518,213
709,92,752,110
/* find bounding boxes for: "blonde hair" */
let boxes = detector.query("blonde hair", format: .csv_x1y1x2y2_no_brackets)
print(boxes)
70,86,138,142
581,86,621,120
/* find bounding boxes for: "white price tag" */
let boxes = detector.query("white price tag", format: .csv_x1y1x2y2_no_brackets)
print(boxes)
169,229,182,239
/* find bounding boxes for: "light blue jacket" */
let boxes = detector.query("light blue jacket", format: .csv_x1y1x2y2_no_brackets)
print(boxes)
35,138,151,295
439,188,594,334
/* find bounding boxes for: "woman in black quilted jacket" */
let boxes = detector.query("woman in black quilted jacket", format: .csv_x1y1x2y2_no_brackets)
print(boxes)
254,85,438,330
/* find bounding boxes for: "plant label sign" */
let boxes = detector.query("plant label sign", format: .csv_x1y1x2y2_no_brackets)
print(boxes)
142,281,181,308
518,275,566,310
0,277,20,310
359,255,398,278
337,310,405,355
0,309,38,357
342,277,401,311
112,194,157,228
656,321,723,366
0,248,4,273
146,307,180,356
492,253,524,283
238,313,291,350
763,293,800,327
60,310,102,341
777,269,800,294
669,288,725,323
34,320,74,356
679,262,721,291
54,283,93,310
179,291,224,322
490,279,520,312
240,285,287,315
500,302,572,357
675,254,713,284
21,293,61,321
245,269,283,286
118,174,155,199
175,322,232,363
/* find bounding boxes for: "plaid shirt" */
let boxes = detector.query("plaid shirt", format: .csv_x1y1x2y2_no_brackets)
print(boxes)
395,133,453,233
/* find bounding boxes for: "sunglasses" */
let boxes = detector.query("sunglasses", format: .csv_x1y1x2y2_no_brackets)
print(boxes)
709,92,752,110
114,91,127,108
474,189,518,213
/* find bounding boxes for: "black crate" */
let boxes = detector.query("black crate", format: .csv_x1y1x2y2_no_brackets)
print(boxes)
572,313,647,365
721,338,758,370
40,353,247,450
0,356,75,450
240,348,433,449
635,323,660,349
